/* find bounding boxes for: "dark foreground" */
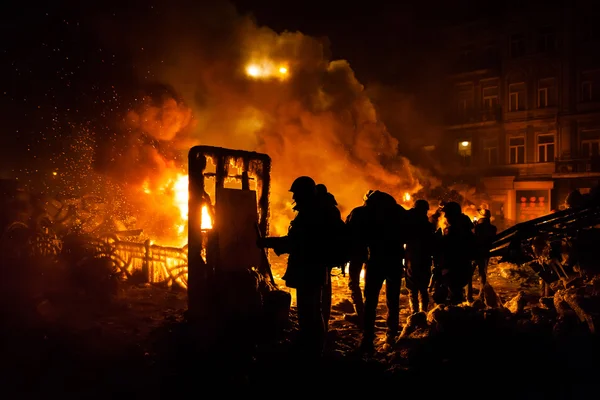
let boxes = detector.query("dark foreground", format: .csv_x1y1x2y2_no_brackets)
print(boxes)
1,285,599,399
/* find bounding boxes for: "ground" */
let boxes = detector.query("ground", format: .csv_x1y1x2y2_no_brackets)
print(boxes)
2,255,599,397
269,254,540,353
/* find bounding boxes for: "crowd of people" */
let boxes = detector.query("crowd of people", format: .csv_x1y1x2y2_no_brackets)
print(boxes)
256,176,497,357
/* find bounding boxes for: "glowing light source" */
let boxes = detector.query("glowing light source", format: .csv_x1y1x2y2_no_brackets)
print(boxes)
245,60,290,80
246,64,260,77
52,171,58,176
461,141,470,147
201,205,213,230
403,192,411,202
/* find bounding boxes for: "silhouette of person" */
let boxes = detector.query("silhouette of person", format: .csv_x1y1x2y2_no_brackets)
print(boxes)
405,199,435,313
467,208,497,301
360,190,407,352
314,183,345,334
257,176,337,358
435,201,475,305
343,191,372,326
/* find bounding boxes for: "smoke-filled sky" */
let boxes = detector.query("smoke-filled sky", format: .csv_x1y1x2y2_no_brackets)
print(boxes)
0,0,506,237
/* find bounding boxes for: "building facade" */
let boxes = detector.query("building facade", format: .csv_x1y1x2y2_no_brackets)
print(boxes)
438,4,600,227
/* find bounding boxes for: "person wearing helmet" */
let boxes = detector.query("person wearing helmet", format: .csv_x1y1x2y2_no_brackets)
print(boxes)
467,207,497,301
342,190,372,327
405,199,435,314
256,175,337,357
434,201,475,305
314,182,345,333
360,190,408,352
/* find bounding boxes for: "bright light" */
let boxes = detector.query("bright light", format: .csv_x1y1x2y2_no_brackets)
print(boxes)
52,171,58,176
403,192,411,202
279,66,288,74
461,141,470,147
246,64,260,77
201,205,213,230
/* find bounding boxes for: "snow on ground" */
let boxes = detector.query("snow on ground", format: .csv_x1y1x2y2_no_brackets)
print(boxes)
269,254,542,354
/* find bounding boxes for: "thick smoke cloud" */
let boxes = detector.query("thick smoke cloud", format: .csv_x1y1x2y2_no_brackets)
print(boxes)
93,0,426,235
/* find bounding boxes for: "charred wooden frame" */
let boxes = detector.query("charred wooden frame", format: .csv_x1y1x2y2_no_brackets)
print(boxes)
187,145,271,316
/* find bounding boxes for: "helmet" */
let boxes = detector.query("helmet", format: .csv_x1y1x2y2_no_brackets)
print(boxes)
442,201,461,216
479,208,491,219
565,190,584,208
363,190,375,202
289,176,316,194
414,199,429,212
315,183,328,195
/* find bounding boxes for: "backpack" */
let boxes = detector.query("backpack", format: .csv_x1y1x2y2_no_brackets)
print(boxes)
324,216,353,269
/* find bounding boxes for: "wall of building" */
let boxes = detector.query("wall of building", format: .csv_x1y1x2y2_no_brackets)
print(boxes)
437,5,600,226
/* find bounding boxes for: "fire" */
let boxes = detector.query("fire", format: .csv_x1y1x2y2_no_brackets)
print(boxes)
245,60,289,80
201,205,213,230
172,174,213,231
141,173,213,242
403,192,411,202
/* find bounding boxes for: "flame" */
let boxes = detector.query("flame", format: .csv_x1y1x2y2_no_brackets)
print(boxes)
140,173,214,245
245,60,290,80
201,205,213,230
403,192,411,202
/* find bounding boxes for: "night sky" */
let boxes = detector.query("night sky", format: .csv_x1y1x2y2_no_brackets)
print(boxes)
0,0,502,183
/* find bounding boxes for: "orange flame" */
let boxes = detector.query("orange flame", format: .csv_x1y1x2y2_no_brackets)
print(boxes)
201,205,213,230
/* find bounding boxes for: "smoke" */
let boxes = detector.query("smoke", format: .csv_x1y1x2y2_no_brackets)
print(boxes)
90,0,431,235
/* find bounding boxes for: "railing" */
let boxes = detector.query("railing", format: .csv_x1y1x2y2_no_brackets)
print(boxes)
555,157,600,174
89,238,189,289
446,107,502,125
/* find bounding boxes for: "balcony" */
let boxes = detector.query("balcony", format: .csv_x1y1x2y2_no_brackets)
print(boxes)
554,156,600,176
446,106,502,128
483,162,555,178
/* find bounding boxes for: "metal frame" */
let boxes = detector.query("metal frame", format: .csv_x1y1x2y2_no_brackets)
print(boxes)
187,145,271,315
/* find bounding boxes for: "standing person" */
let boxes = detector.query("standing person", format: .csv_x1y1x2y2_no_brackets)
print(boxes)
257,176,331,358
314,183,346,333
360,190,407,352
405,199,435,314
343,191,372,326
436,201,475,305
467,208,497,301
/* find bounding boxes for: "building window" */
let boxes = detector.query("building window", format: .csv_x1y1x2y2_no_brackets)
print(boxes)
482,44,498,64
458,140,472,166
538,87,548,108
510,33,525,58
483,139,499,166
509,137,525,164
459,45,473,64
538,78,556,108
537,27,556,52
537,134,555,163
582,81,593,102
581,21,599,43
582,139,600,158
482,86,499,109
509,82,526,112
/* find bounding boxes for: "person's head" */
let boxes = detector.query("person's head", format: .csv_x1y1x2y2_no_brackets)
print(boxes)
442,201,462,223
315,183,327,195
565,189,584,208
413,199,429,215
289,176,316,208
478,208,491,219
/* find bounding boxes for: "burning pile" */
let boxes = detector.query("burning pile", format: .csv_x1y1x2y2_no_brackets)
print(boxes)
24,0,431,247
